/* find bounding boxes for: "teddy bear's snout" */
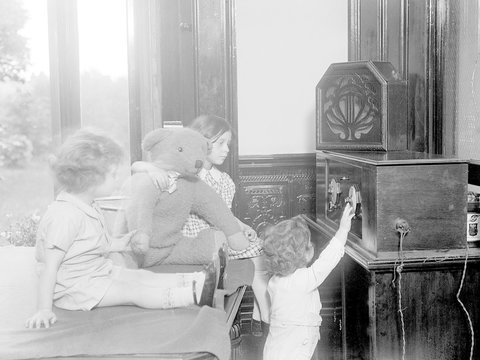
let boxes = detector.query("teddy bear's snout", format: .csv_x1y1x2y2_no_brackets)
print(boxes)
195,160,203,169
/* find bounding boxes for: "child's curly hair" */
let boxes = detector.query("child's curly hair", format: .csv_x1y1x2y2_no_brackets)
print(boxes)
50,128,123,193
263,215,313,277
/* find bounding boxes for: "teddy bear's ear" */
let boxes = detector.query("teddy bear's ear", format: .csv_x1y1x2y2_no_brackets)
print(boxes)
142,128,172,152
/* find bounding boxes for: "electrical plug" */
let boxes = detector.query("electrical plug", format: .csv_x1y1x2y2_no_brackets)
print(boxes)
394,218,411,236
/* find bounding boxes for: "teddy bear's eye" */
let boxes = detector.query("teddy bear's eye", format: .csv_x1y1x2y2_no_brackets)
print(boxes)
178,147,183,152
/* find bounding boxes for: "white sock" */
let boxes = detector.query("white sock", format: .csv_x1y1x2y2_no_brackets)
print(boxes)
177,272,197,287
193,271,206,302
156,287,194,308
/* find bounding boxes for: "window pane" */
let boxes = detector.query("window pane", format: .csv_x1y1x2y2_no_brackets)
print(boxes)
77,0,130,188
0,0,52,246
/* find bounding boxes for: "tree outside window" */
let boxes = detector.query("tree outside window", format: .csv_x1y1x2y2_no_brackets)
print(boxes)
0,0,130,246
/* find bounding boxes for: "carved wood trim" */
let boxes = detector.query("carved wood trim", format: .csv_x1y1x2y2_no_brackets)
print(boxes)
194,0,238,180
126,0,162,162
48,0,81,144
379,0,386,60
400,0,408,78
235,154,316,234
348,0,361,60
348,0,459,155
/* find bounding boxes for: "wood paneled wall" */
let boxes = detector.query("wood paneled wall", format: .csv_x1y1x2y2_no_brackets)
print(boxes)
343,254,480,360
235,154,316,234
349,0,460,155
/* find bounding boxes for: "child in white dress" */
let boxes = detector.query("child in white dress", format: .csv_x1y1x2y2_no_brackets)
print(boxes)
262,204,354,360
25,129,217,329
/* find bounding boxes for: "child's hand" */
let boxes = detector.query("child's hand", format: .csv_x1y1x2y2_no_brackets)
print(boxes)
147,168,170,192
110,230,137,252
131,231,150,254
238,220,257,242
25,309,57,329
131,161,169,191
339,203,355,233
243,225,257,242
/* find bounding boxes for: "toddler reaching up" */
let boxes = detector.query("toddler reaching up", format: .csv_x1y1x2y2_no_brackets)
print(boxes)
262,204,355,360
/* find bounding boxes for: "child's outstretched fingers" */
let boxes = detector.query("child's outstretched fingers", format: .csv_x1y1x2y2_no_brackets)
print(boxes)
345,203,355,218
339,204,355,231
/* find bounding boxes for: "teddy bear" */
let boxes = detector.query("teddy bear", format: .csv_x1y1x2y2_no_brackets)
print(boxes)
118,127,249,268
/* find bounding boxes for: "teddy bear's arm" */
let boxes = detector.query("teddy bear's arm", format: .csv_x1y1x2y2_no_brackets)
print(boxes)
191,180,242,236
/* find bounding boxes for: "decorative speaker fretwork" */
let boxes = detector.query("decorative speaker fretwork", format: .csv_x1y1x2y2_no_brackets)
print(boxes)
316,61,407,151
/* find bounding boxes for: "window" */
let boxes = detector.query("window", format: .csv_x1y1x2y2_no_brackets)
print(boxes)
77,0,130,186
0,0,52,246
0,0,130,245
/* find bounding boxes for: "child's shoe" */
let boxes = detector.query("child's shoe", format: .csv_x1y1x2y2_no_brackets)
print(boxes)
193,261,218,307
261,321,270,336
218,244,228,289
251,319,263,337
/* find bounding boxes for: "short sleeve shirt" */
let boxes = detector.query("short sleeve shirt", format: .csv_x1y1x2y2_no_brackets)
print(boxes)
35,192,116,310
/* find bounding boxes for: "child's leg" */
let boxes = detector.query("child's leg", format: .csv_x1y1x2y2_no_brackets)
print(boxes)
163,230,223,265
97,266,217,309
119,267,205,288
251,255,271,323
263,326,319,360
109,251,140,269
98,275,194,309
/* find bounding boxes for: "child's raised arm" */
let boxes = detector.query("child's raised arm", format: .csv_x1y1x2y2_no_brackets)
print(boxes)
25,247,65,329
301,204,355,291
335,203,355,245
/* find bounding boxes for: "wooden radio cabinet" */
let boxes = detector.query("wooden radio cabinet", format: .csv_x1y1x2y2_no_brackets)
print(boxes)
312,151,480,360
316,61,407,151
316,150,468,256
313,61,478,360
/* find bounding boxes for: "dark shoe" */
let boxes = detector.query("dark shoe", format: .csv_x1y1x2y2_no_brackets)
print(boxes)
230,322,241,341
251,319,263,337
194,261,218,307
218,245,227,289
261,321,270,335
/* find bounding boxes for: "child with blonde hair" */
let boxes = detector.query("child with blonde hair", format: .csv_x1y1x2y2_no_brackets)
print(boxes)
26,129,217,329
262,204,354,360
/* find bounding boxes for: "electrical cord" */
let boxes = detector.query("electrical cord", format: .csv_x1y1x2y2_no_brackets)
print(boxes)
393,218,474,360
457,242,474,360
393,218,410,360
